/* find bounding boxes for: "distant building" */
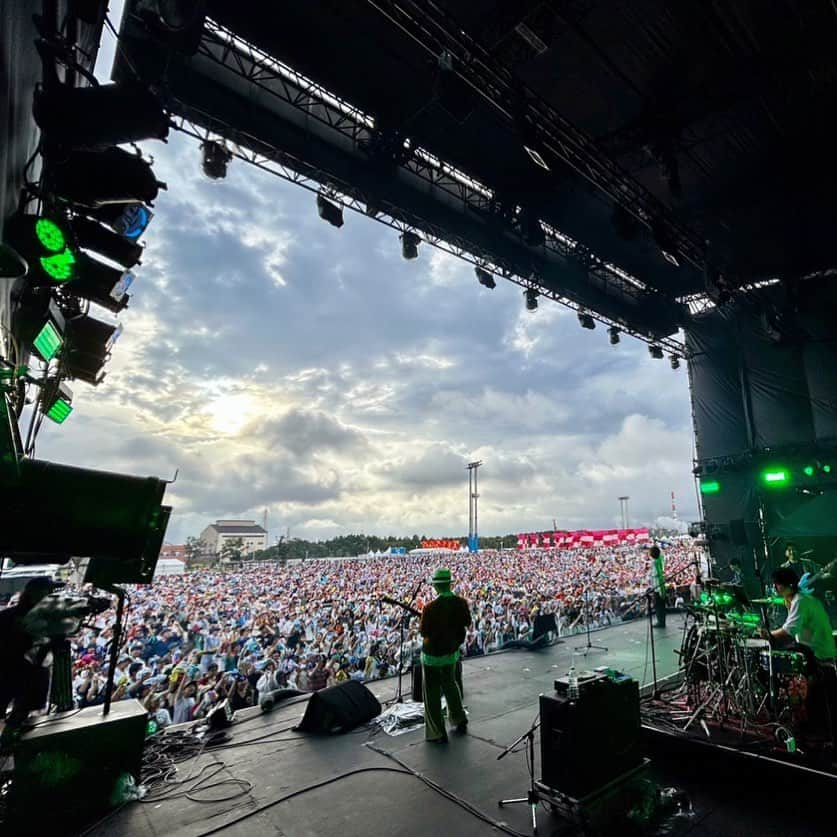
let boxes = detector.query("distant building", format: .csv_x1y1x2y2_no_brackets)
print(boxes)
200,520,268,559
159,544,188,562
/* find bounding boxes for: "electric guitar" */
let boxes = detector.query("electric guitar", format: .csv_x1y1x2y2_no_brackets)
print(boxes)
800,558,837,595
381,595,422,618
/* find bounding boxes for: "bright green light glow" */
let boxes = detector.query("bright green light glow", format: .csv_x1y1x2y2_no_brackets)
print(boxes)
35,218,66,252
700,480,721,495
803,465,815,477
824,464,832,474
39,248,76,282
45,399,72,424
33,321,62,361
762,469,788,485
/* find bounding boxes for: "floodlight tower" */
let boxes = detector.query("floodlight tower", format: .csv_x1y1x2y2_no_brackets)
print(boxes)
618,496,630,529
467,461,483,553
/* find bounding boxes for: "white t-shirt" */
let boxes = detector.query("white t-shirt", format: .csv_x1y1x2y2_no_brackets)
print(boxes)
782,593,836,661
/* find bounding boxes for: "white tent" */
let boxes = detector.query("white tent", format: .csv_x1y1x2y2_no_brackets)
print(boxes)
154,558,185,578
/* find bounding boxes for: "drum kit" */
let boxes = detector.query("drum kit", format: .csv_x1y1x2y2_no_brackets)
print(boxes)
671,582,811,737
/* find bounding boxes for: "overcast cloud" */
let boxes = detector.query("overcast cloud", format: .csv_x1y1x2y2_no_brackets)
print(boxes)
31,18,699,544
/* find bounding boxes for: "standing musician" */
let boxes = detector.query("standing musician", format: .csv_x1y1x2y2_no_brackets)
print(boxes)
419,567,471,743
649,545,666,628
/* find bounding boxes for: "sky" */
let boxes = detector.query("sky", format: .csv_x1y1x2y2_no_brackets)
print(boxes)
32,5,699,545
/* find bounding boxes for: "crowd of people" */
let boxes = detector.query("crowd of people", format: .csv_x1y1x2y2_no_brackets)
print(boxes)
6,542,700,730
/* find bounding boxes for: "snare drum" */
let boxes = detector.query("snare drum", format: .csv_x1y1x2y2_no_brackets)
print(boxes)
760,650,806,676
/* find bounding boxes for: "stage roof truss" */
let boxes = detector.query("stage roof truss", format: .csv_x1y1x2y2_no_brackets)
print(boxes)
115,8,687,346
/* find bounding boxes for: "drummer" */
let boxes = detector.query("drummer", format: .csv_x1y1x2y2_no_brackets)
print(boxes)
760,568,835,664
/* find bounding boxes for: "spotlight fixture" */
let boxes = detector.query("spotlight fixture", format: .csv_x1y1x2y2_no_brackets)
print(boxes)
648,344,664,359
475,266,496,289
316,194,345,228
16,298,66,362
72,216,143,269
577,311,595,330
70,254,135,313
761,468,789,486
400,231,421,260
201,141,233,180
7,215,78,283
49,147,164,208
86,203,153,241
670,355,681,370
608,325,620,344
34,83,169,148
524,288,538,311
41,379,73,425
64,315,121,386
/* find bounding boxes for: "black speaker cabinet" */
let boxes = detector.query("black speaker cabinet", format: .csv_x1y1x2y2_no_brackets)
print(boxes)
295,680,381,733
539,678,641,799
9,699,148,832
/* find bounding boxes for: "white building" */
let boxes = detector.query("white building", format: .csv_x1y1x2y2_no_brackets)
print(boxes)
200,520,268,559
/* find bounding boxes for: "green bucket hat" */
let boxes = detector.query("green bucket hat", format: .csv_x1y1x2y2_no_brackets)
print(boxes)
431,567,452,585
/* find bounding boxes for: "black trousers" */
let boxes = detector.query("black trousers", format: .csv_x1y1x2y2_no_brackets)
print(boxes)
654,592,667,627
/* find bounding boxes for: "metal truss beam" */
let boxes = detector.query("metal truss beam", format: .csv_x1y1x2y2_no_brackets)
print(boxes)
168,19,687,354
173,113,686,357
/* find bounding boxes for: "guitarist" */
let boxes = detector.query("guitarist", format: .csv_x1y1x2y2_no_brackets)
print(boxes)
419,567,471,743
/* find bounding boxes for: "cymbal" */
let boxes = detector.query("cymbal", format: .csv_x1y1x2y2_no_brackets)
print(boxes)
751,597,784,605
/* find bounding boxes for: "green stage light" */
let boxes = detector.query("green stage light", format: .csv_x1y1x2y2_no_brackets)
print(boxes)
824,464,832,474
803,465,815,477
762,468,788,485
700,480,721,495
40,248,76,282
33,321,63,361
35,218,66,251
46,399,73,424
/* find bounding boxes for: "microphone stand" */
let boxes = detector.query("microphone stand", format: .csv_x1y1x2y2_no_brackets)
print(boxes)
393,577,422,704
574,564,608,655
497,716,543,835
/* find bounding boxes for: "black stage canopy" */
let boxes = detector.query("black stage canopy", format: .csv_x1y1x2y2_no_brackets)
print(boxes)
114,1,837,342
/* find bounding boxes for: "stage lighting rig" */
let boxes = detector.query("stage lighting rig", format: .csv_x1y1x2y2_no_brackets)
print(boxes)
34,83,169,148
577,311,595,330
316,194,344,228
648,344,664,359
651,220,680,268
525,288,538,311
608,325,620,344
475,266,495,289
400,231,421,260
201,140,232,179
49,146,164,208
670,355,681,370
41,379,73,425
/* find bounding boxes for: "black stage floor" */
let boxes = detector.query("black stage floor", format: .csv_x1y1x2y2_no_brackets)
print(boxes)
88,616,835,837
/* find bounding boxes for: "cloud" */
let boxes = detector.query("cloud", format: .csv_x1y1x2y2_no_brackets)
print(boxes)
32,127,698,543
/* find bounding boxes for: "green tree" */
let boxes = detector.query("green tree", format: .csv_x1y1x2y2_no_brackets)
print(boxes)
184,536,203,568
220,537,244,563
